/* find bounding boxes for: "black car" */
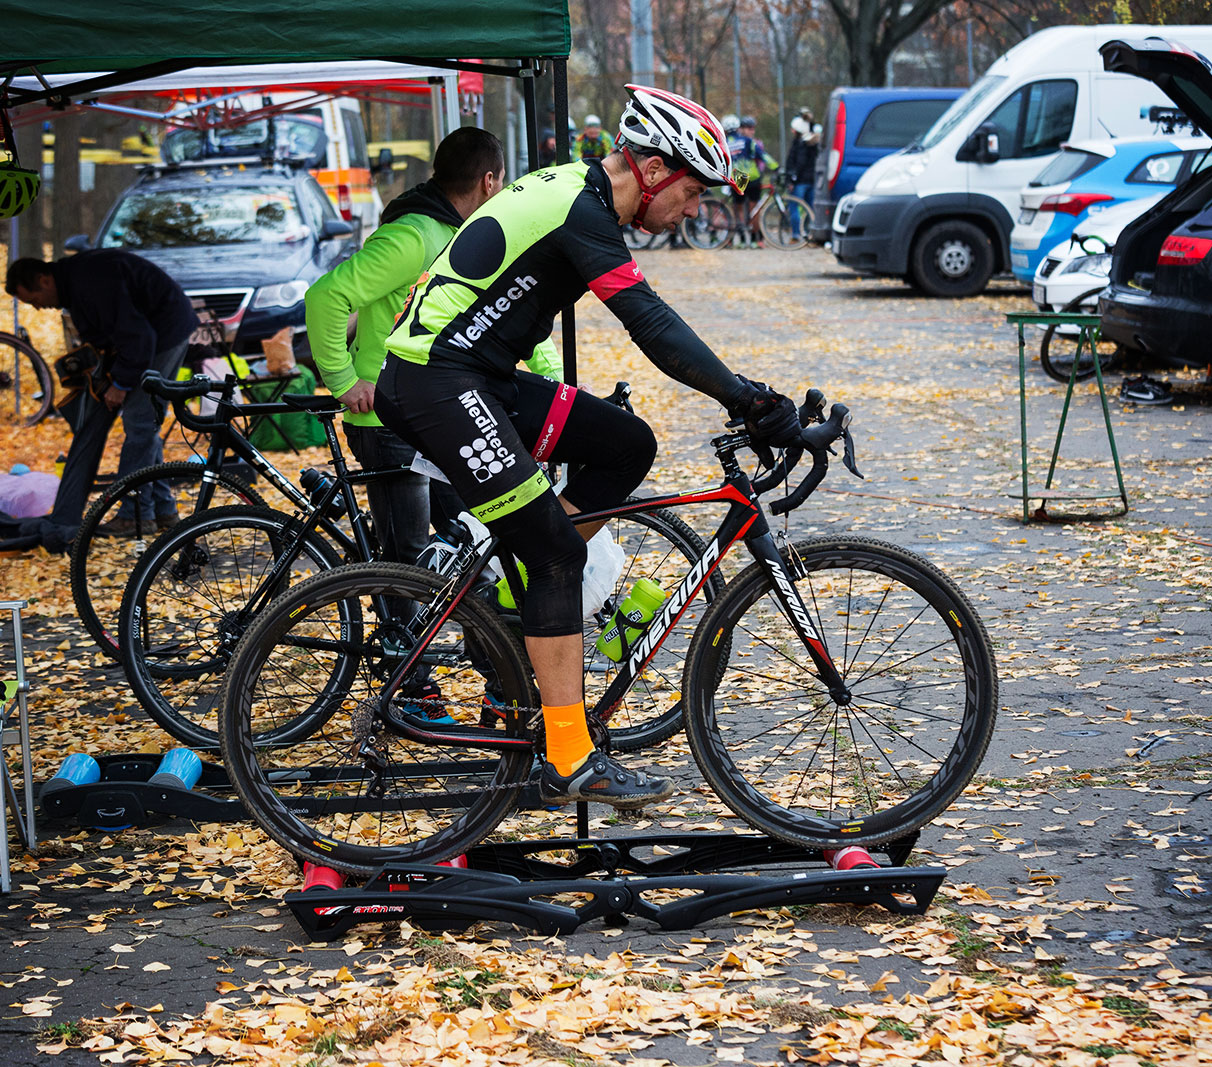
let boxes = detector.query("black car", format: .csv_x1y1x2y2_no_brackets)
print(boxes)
66,159,355,359
1098,38,1212,368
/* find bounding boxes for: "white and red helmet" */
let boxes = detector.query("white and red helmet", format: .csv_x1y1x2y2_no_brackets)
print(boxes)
617,84,737,191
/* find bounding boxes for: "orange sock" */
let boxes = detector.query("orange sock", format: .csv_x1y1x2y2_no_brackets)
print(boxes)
542,700,593,776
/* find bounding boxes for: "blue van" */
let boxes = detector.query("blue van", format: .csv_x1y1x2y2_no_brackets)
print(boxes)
809,87,964,243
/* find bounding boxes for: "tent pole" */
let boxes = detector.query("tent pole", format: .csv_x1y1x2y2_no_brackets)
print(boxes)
551,57,575,387
443,72,460,134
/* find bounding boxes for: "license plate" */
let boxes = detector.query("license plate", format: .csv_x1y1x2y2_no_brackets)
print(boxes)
1032,282,1045,305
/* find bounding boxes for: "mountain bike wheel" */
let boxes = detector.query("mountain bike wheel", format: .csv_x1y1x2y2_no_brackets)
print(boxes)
1040,288,1117,383
683,536,997,848
0,331,53,426
220,562,536,876
120,506,345,749
623,227,670,251
758,194,813,250
680,197,734,250
72,462,266,660
582,506,726,751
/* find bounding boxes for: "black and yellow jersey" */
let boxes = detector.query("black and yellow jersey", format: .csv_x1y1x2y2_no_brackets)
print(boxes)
383,159,746,410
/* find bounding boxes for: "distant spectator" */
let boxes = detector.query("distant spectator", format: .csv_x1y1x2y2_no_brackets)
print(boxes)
727,116,778,247
574,114,614,160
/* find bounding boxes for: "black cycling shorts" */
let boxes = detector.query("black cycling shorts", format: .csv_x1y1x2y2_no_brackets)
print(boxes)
376,358,657,637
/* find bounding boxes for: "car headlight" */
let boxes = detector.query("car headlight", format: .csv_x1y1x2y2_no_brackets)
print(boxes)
251,280,310,309
1060,253,1111,277
872,158,928,190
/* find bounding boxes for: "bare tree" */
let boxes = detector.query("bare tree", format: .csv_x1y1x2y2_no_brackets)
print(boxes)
652,0,737,103
824,0,965,85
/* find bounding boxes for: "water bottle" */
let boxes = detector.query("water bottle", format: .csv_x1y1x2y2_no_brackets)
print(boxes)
416,519,471,577
148,748,203,792
299,468,344,517
594,578,667,662
54,453,67,478
41,753,101,796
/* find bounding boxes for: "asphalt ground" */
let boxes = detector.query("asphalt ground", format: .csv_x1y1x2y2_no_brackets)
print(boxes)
1,243,1209,1065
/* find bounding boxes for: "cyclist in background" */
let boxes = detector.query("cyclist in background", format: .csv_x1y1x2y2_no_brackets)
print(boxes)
375,85,802,809
728,115,778,247
574,114,614,161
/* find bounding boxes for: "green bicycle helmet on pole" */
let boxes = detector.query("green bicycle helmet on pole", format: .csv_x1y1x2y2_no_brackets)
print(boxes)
0,164,40,219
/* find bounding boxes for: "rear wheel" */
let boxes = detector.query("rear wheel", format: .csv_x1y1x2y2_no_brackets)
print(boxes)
1040,287,1118,383
0,331,53,426
219,562,536,875
758,194,813,250
681,197,734,250
910,220,994,298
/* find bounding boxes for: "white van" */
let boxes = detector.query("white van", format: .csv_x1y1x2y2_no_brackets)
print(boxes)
830,25,1212,297
162,95,383,240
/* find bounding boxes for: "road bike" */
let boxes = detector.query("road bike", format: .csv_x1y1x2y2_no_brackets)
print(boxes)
69,372,341,660
217,392,998,876
680,183,815,252
119,376,723,752
0,326,54,426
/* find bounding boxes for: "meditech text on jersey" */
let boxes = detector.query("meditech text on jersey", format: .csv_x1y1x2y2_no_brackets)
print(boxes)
449,275,538,350
457,390,519,481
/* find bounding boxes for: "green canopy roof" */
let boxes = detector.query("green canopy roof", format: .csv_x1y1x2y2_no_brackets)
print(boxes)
1,0,570,85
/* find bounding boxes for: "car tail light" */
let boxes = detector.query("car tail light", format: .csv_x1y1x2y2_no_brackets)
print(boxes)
1157,234,1212,266
336,183,353,221
1038,193,1113,216
826,101,846,189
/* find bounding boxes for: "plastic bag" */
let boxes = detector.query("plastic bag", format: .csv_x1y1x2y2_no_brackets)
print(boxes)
0,471,59,518
261,326,296,376
581,527,625,620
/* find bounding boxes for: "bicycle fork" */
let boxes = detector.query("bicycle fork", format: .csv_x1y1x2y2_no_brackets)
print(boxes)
745,524,850,704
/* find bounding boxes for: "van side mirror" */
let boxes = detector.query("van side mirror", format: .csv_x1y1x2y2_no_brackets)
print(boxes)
974,123,1000,163
320,218,355,240
376,147,393,173
64,234,92,252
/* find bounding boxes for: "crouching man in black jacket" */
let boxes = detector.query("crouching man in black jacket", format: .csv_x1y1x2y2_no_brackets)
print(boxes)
5,251,198,546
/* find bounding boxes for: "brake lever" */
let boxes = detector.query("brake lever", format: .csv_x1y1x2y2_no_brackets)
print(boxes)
841,426,864,480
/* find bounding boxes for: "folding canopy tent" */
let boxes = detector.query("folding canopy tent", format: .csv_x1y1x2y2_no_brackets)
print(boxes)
1,0,580,375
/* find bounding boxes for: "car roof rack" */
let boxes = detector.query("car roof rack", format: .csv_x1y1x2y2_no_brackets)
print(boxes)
132,156,305,180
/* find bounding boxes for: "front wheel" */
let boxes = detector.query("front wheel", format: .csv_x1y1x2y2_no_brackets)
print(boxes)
758,194,813,250
120,505,345,749
683,536,997,848
1040,287,1118,383
910,220,994,298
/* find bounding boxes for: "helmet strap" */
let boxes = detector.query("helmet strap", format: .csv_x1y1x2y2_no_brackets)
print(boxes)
622,146,687,229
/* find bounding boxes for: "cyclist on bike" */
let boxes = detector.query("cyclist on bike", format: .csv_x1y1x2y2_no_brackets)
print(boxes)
727,116,778,248
375,84,802,810
574,114,614,161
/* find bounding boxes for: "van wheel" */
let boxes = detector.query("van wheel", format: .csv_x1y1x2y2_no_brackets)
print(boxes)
910,220,994,298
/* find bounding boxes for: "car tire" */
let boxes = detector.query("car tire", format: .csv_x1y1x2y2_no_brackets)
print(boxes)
910,220,994,298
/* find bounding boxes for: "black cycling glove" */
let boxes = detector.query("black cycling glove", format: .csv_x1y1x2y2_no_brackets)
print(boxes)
728,376,802,455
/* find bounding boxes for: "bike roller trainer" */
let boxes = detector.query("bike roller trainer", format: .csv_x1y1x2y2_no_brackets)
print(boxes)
39,750,246,831
285,801,948,940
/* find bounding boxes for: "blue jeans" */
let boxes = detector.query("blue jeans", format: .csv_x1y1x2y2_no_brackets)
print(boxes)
791,182,814,239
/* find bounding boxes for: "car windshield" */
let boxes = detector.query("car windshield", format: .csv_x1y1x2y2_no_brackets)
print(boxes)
918,76,1006,151
99,185,307,249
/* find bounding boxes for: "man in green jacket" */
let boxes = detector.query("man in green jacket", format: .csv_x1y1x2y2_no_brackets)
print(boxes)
306,127,560,569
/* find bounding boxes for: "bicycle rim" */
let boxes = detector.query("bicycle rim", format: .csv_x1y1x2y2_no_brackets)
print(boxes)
759,195,812,250
684,536,997,847
0,333,53,426
1039,287,1112,383
121,506,344,749
71,463,265,660
220,562,536,876
581,506,725,751
680,198,733,250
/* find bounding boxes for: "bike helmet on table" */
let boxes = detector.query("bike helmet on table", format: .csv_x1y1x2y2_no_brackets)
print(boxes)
0,164,40,219
616,84,744,228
